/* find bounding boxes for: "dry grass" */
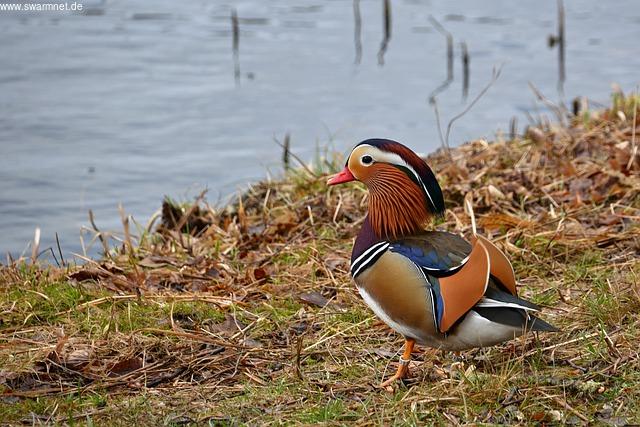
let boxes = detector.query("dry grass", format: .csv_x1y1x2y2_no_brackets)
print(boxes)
1,93,639,425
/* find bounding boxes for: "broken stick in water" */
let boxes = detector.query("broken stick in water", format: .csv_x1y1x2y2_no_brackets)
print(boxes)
231,8,240,85
377,0,391,66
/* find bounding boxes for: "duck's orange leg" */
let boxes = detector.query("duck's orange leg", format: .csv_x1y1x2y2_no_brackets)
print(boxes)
379,338,415,388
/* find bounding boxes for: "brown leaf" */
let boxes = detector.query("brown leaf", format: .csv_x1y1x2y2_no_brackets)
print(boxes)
254,267,267,280
242,338,263,348
526,126,547,143
246,267,270,284
138,257,170,269
0,370,18,385
324,255,347,272
299,291,330,308
209,314,246,335
569,178,592,196
247,224,266,235
373,348,397,358
486,184,505,200
205,267,222,279
559,160,577,176
109,357,143,376
530,412,546,422
265,211,299,236
66,349,91,369
68,267,106,282
479,213,533,231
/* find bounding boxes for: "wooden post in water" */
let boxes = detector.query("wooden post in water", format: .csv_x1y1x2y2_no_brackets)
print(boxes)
231,9,240,85
383,0,391,43
557,0,565,90
572,97,580,116
461,41,469,100
509,116,518,140
283,133,291,170
547,0,565,94
572,96,588,116
353,0,362,65
377,0,391,66
446,33,453,81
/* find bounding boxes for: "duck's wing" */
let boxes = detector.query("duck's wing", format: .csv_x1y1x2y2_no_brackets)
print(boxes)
388,231,472,276
392,232,517,291
388,231,488,333
389,231,524,333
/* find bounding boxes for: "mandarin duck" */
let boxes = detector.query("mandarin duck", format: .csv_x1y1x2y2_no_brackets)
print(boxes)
328,139,557,387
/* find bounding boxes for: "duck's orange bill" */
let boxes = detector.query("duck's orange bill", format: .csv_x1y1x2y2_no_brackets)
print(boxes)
327,167,355,185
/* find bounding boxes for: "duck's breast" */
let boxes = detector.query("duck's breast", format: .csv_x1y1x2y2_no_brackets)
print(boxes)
354,251,437,343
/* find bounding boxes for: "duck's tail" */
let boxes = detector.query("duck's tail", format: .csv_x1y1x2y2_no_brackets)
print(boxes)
527,314,559,332
474,280,559,333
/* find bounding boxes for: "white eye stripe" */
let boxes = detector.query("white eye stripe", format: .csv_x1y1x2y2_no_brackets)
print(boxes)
357,144,436,211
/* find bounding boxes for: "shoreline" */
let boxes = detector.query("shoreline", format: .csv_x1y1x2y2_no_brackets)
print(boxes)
1,93,639,424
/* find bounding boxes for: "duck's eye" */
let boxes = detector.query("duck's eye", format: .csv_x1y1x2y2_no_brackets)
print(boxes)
361,155,373,165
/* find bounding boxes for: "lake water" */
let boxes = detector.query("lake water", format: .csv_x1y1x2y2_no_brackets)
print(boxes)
1,0,639,260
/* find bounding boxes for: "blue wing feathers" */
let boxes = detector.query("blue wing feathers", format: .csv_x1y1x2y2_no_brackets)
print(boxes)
435,292,444,327
389,243,464,273
388,231,471,275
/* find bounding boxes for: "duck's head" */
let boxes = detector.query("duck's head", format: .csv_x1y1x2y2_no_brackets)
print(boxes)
328,138,445,239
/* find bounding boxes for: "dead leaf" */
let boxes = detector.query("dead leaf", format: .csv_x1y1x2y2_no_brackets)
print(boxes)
0,370,18,385
242,338,263,348
247,267,270,284
109,358,143,376
209,314,246,335
299,291,330,308
66,349,91,369
479,213,532,231
68,267,106,282
324,255,347,272
486,185,505,200
138,257,171,268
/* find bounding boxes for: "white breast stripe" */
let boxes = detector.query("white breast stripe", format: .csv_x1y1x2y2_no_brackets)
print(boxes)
351,243,390,277
351,241,388,268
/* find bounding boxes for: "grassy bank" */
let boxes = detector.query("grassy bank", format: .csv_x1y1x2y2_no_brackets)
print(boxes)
1,94,639,425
